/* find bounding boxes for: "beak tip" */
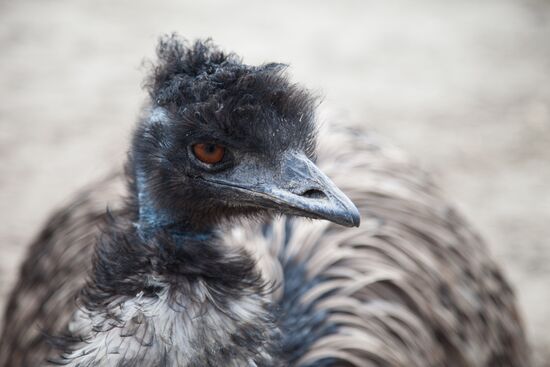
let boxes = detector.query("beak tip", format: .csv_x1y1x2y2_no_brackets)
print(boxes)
348,206,361,228
334,202,361,227
352,214,361,227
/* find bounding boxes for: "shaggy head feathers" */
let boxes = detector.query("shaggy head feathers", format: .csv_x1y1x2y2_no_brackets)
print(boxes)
143,35,318,156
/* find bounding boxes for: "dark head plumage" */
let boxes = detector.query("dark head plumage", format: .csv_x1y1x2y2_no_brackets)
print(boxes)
130,36,359,234
145,36,317,157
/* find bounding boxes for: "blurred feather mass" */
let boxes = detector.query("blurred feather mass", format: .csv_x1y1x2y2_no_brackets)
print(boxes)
0,0,549,365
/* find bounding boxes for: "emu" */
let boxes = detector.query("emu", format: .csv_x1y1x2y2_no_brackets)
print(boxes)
0,36,529,366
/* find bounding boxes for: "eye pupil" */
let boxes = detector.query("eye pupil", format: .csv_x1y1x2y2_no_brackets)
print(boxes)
192,143,225,164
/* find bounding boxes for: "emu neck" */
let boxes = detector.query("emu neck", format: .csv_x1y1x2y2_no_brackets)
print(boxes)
65,212,278,366
134,169,213,241
61,164,280,366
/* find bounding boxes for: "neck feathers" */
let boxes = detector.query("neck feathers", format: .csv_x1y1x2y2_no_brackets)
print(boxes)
53,194,279,365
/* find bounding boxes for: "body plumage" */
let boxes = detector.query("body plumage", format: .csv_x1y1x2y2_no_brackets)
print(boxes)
0,37,528,366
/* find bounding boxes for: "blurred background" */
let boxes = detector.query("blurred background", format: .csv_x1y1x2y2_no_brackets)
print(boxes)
0,0,549,364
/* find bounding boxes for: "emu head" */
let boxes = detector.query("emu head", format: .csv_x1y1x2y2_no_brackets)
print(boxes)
131,36,360,232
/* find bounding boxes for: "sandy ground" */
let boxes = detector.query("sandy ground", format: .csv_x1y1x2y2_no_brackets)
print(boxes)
1,0,549,364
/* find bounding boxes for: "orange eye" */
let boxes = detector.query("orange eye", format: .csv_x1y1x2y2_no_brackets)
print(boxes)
192,143,225,164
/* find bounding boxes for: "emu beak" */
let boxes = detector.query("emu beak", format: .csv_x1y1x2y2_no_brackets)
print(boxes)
208,151,361,227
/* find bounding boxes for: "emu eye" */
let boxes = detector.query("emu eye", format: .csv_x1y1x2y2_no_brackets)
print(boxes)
192,143,225,164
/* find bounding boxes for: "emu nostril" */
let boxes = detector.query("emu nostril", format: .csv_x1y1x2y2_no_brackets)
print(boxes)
300,189,326,199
